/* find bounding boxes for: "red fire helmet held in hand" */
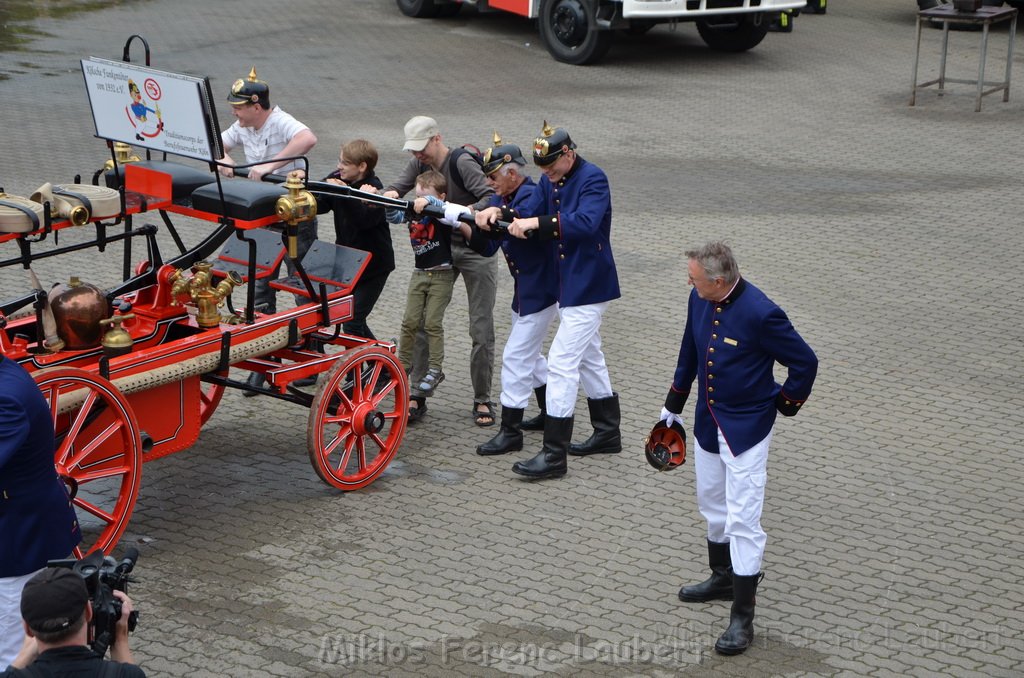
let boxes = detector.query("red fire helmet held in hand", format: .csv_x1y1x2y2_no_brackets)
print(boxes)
644,421,687,471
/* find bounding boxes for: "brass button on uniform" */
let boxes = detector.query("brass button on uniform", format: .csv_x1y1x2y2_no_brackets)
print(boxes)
709,399,715,405
712,333,717,339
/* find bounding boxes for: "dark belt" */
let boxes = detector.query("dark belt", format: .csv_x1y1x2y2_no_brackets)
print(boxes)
0,199,40,230
52,187,93,215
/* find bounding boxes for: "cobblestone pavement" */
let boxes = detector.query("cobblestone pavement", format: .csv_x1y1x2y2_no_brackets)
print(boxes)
2,1,1023,675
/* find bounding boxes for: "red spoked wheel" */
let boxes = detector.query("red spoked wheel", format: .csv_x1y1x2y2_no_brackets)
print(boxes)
33,368,143,556
306,346,409,490
200,379,225,426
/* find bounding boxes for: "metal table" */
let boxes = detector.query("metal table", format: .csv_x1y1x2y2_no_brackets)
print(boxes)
911,4,1018,112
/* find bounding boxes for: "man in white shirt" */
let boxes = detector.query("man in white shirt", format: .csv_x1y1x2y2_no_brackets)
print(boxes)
219,67,317,182
218,67,318,392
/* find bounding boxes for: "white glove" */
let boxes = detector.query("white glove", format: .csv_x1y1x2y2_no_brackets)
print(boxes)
443,203,471,228
660,407,684,430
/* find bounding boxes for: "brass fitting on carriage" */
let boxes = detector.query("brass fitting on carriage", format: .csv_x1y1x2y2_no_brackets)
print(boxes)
168,261,243,328
100,313,135,357
274,171,316,259
102,142,141,171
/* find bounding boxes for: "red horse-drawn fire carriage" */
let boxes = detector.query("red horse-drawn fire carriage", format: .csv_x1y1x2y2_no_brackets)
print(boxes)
0,38,414,556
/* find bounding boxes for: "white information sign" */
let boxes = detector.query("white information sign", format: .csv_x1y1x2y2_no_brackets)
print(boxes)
81,57,222,162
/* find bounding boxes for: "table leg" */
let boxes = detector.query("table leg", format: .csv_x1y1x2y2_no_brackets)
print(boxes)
1004,14,1016,102
977,22,990,111
939,21,950,94
912,16,924,105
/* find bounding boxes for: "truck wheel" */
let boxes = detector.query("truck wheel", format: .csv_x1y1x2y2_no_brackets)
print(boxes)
696,15,769,52
539,0,613,65
437,2,463,17
397,0,440,18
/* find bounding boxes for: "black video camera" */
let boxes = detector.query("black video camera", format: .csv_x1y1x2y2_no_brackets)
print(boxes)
48,548,140,657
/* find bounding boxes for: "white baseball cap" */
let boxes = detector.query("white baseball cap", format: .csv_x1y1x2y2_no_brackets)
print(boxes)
403,116,439,152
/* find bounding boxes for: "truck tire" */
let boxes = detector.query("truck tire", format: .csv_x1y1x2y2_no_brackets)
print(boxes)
397,0,440,18
696,15,769,52
437,2,463,17
539,0,613,65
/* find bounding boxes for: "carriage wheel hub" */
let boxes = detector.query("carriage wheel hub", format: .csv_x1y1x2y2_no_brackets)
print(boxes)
351,402,385,436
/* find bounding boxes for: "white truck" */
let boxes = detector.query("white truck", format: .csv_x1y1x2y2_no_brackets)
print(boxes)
396,0,808,64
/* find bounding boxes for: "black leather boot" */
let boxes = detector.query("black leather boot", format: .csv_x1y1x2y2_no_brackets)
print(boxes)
679,540,734,602
242,371,267,397
520,386,546,431
568,393,621,456
714,572,762,656
476,407,524,456
512,415,571,479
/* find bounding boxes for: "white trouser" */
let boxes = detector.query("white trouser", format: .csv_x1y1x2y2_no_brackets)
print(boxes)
694,428,772,576
1,570,40,666
500,304,558,410
546,302,613,418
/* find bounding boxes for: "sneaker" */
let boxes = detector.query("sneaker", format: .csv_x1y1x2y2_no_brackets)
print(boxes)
417,369,445,395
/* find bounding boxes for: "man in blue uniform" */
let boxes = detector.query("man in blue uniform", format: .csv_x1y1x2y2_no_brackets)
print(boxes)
0,356,81,666
661,241,817,656
506,122,621,479
472,134,557,456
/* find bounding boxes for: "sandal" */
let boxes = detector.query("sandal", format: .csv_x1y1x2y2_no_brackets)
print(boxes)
473,401,496,427
408,397,427,424
417,368,445,395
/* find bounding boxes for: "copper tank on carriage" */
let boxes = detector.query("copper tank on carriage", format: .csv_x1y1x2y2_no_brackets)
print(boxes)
49,277,111,350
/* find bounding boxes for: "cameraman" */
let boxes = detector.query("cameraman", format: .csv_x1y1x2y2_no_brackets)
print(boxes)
2,568,144,677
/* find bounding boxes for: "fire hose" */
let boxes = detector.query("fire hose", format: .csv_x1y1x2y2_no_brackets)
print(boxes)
47,326,290,415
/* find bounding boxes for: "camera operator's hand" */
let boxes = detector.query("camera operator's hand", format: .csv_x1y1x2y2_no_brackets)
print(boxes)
109,591,136,665
10,634,40,669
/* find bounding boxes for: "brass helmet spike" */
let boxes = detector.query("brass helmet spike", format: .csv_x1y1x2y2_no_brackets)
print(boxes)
248,66,258,82
483,131,501,166
542,120,555,137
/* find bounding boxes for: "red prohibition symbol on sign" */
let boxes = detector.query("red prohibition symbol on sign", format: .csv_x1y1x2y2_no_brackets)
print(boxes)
144,78,161,100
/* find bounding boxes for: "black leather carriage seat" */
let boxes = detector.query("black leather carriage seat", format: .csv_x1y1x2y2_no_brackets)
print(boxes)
106,160,214,205
189,180,286,221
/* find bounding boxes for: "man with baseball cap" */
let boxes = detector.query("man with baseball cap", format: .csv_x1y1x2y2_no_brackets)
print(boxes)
381,116,499,426
504,122,622,479
3,568,144,676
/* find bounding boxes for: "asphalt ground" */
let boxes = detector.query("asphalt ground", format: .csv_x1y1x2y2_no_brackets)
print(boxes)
2,0,1023,676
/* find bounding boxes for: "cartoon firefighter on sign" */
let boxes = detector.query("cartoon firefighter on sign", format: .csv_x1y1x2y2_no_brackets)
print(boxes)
126,78,164,140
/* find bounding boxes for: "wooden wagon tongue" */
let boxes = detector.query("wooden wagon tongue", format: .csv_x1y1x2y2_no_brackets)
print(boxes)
0,184,121,233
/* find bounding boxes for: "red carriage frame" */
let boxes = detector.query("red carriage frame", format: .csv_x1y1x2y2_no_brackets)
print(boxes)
0,37,411,556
